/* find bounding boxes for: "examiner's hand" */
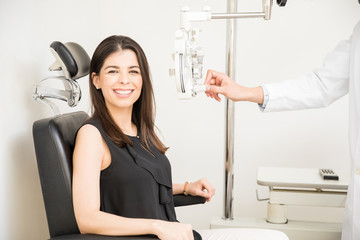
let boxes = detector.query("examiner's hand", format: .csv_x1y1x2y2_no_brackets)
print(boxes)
204,69,242,102
153,221,194,240
186,178,215,202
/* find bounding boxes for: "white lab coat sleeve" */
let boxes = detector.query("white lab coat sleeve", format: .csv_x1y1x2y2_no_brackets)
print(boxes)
263,39,351,112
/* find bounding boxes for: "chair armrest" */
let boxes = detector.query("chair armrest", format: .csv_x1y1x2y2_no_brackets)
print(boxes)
173,194,206,207
50,196,205,240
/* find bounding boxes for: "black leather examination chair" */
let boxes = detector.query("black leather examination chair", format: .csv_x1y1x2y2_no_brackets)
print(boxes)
32,41,205,240
33,111,205,240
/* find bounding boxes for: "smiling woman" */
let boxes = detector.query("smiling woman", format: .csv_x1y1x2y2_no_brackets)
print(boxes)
92,49,143,124
72,35,215,240
88,35,159,151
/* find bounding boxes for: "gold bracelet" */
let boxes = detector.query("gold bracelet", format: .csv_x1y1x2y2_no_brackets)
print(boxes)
183,181,190,195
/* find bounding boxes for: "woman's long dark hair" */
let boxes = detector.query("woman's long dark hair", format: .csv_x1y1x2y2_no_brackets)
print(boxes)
89,35,167,153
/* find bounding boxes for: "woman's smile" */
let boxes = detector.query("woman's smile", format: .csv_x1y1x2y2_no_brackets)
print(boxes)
114,89,134,97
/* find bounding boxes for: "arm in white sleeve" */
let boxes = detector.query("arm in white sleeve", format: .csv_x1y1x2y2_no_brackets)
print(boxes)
263,38,351,112
258,85,269,111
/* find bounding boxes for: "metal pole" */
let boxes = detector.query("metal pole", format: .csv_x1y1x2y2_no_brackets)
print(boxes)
212,12,265,19
224,0,237,220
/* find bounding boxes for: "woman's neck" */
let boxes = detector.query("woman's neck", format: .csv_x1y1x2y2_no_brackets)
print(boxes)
107,106,137,136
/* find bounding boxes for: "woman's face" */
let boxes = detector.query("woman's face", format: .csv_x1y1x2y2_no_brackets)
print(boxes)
93,49,143,113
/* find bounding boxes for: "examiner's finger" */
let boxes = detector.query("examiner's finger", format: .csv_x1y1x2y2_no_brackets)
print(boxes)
204,70,214,84
204,69,221,84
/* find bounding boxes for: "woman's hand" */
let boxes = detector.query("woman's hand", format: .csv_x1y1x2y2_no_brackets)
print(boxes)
185,178,215,202
152,221,194,240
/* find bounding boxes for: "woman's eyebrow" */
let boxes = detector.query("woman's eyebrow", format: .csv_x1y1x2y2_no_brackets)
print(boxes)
129,65,140,69
104,65,139,70
104,65,120,70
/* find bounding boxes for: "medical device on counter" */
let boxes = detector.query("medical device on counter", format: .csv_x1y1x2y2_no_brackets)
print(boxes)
32,41,90,115
246,167,348,240
211,167,348,240
257,167,348,224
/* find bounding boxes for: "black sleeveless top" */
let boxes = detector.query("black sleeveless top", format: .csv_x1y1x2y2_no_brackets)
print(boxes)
85,119,202,239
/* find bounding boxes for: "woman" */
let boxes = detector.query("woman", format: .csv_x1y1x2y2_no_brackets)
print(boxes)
72,35,215,240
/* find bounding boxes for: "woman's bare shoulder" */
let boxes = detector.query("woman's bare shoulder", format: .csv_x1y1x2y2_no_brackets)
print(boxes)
76,124,103,145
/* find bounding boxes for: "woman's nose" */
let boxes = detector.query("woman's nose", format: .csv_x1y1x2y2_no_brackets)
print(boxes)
119,74,130,84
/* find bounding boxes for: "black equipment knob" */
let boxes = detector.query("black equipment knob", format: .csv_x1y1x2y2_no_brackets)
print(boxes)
277,0,287,7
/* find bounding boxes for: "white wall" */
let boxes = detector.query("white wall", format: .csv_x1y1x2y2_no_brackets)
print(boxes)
0,0,359,239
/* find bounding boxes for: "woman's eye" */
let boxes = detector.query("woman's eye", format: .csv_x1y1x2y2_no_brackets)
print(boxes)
108,70,118,74
129,70,140,74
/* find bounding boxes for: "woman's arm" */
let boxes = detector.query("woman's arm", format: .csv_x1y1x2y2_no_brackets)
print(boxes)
173,178,215,202
73,124,194,239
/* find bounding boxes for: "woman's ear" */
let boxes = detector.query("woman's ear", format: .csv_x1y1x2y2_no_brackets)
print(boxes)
92,72,100,89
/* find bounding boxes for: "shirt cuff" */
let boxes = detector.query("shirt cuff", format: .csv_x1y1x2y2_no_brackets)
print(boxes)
258,85,269,111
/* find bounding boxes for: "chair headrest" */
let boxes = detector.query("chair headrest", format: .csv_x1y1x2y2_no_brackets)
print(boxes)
49,41,90,80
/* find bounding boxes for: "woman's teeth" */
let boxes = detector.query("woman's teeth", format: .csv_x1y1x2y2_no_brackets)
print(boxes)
115,90,132,95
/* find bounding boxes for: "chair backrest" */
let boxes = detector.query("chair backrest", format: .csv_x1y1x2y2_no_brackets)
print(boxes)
33,111,89,238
